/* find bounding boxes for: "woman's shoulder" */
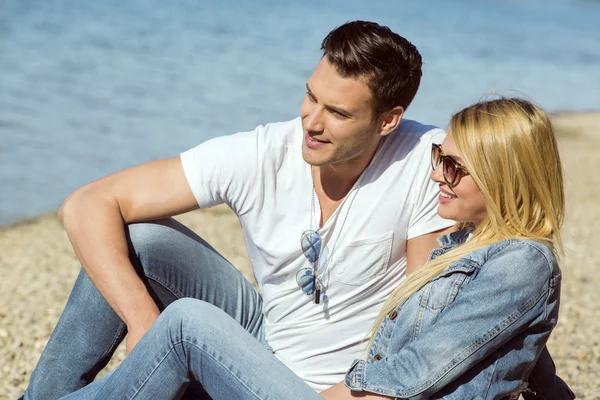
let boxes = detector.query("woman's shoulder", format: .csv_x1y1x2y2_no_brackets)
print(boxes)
469,238,559,284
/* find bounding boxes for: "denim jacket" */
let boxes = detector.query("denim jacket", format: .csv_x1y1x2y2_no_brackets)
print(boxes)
345,229,575,399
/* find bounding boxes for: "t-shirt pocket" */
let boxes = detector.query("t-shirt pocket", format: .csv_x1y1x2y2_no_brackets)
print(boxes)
335,231,394,286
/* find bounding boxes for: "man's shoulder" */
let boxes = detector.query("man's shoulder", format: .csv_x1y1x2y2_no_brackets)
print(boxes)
255,117,302,146
375,119,446,170
207,117,301,149
393,118,446,143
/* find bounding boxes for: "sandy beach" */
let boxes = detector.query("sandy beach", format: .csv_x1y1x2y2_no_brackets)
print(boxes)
1,112,599,399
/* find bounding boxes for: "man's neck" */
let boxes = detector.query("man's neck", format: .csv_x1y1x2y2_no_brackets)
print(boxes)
315,141,380,202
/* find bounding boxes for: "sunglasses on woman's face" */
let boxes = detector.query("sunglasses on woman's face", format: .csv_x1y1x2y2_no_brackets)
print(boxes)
431,143,469,188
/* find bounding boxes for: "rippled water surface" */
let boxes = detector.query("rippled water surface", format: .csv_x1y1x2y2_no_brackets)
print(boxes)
1,0,599,225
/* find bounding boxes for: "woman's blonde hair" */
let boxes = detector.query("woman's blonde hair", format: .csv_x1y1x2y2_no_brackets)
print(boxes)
367,96,565,342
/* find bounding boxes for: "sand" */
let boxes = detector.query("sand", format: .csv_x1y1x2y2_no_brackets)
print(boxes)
1,112,599,399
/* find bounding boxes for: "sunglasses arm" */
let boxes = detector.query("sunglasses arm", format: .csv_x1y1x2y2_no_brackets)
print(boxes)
313,265,321,304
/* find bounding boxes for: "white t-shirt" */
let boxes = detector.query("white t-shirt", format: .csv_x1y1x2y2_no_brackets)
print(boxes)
180,117,452,391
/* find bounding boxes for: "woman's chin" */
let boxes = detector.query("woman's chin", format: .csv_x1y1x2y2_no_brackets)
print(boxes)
437,205,458,222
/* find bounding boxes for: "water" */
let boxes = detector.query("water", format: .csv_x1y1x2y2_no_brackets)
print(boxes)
1,0,599,226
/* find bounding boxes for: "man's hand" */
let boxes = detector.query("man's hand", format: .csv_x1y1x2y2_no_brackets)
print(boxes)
320,381,392,399
125,307,160,353
59,157,199,348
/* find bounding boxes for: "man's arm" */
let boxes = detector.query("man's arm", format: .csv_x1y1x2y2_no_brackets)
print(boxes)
406,226,455,274
58,157,199,352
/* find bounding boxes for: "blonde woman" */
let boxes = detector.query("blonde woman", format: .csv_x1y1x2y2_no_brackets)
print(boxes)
330,96,573,399
60,97,572,399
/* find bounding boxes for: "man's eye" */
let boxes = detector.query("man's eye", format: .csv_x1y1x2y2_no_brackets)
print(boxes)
332,110,348,119
307,92,316,102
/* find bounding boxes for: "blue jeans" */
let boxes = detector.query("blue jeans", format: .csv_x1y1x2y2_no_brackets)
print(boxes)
58,299,323,399
23,218,305,399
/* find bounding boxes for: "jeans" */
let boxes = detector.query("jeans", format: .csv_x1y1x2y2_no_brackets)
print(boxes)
58,299,323,400
22,218,278,400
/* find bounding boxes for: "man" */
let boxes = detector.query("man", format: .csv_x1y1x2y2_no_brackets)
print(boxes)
22,21,571,400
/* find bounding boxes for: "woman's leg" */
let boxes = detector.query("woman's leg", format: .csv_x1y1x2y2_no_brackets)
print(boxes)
64,299,323,400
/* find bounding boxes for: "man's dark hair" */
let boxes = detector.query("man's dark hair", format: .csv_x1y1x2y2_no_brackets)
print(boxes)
321,20,422,117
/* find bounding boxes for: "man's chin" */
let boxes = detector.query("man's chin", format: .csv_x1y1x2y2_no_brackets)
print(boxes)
301,145,329,166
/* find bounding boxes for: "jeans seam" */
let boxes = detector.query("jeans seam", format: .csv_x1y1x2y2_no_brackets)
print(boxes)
146,272,185,299
96,321,126,375
95,274,179,384
128,344,183,400
129,340,263,400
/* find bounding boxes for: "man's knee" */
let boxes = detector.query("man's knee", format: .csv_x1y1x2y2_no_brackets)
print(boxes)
125,219,226,283
162,299,228,338
126,219,175,256
125,218,198,275
163,298,215,321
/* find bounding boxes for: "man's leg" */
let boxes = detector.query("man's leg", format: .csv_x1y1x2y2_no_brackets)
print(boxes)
23,218,264,400
60,299,322,400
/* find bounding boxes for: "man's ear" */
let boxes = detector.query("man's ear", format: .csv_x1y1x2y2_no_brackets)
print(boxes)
379,106,404,137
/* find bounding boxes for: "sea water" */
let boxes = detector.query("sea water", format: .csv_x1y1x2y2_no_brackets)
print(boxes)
1,0,599,225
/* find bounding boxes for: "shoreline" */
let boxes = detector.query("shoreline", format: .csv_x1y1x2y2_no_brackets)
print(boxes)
2,109,599,231
2,111,600,399
551,110,600,116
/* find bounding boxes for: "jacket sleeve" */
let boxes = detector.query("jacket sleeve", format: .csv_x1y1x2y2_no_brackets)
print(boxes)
345,241,560,399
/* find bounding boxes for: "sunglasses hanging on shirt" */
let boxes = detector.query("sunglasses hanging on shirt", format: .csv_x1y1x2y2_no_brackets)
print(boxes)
296,165,368,304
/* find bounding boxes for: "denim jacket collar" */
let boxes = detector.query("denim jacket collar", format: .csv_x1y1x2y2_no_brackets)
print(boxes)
437,226,473,249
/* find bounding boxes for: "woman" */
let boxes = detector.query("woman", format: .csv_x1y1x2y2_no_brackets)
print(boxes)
62,97,567,399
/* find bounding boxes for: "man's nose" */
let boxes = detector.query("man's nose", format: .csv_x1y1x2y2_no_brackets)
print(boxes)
303,105,324,133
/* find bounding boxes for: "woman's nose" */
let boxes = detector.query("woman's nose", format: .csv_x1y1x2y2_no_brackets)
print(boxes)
430,161,445,184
